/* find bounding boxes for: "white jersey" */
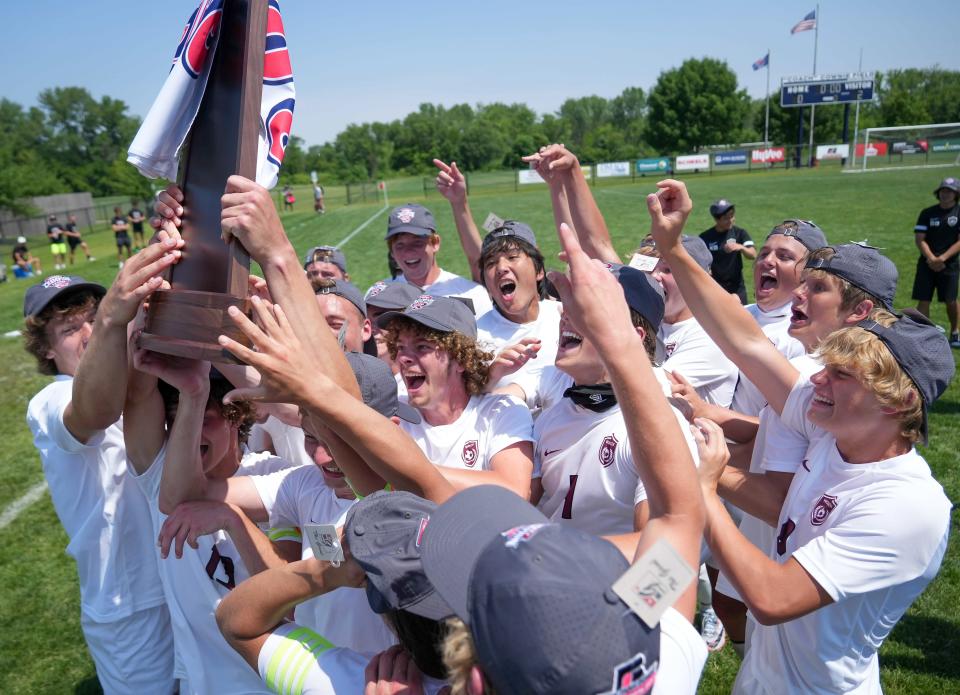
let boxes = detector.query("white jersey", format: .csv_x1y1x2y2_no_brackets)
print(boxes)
732,302,805,416
26,376,166,622
532,367,700,536
133,447,291,695
735,377,951,695
653,608,709,695
250,466,396,654
476,299,563,391
659,316,738,408
248,415,313,469
258,622,447,695
400,394,534,472
375,268,493,318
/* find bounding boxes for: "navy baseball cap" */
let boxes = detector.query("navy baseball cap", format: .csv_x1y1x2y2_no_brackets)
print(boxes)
376,294,478,339
709,199,735,217
344,352,420,424
421,486,661,695
767,219,828,252
344,490,450,620
364,281,422,311
482,220,538,250
386,204,435,239
23,275,106,318
856,309,955,444
805,243,898,311
304,245,347,274
314,279,367,319
607,263,665,329
934,177,959,196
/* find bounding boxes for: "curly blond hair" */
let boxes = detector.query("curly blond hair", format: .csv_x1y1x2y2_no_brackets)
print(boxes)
442,617,496,695
382,318,493,395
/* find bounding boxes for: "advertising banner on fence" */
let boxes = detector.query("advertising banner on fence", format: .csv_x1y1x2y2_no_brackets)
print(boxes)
637,158,670,174
714,150,748,166
816,144,850,160
854,142,889,157
597,161,631,178
932,140,960,152
751,147,786,164
518,169,545,185
676,154,710,172
891,141,928,154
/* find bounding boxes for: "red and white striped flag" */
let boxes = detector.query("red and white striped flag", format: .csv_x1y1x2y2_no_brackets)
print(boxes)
791,9,817,34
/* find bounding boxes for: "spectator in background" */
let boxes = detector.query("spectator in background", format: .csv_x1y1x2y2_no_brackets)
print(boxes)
112,207,132,269
912,177,960,347
282,184,295,212
65,214,95,264
13,235,42,277
47,215,68,270
313,182,325,214
128,202,147,251
700,200,756,304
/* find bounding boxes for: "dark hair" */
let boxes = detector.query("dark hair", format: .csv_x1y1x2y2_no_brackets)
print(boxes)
158,374,256,445
478,236,546,301
628,309,658,362
382,610,449,680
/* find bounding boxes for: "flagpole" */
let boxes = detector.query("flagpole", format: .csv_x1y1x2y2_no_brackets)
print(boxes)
807,3,819,166
851,47,863,168
764,49,771,144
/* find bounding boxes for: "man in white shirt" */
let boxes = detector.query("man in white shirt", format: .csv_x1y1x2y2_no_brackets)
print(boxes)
23,241,182,695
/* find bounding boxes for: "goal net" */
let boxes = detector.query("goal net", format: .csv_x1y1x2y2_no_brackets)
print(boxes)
855,123,960,172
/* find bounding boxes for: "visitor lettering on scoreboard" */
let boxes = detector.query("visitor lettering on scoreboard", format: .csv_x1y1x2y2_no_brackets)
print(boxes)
780,73,875,107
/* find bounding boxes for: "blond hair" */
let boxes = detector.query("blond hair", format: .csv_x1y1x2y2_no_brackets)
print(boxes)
815,310,924,443
442,618,495,695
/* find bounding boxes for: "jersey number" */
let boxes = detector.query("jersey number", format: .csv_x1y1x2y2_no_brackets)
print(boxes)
561,474,579,519
776,519,796,557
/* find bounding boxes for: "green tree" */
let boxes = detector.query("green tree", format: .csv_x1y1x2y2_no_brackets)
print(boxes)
558,95,611,151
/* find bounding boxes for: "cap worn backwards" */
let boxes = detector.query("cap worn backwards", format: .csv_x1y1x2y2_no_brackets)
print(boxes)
344,352,420,424
364,281,423,311
304,245,347,274
767,219,828,252
804,243,898,311
482,220,538,250
314,279,367,318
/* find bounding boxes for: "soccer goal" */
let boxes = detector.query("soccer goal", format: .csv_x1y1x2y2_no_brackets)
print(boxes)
853,123,960,172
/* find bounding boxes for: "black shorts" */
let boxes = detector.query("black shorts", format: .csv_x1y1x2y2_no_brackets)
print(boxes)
116,234,131,249
67,236,82,249
912,257,959,303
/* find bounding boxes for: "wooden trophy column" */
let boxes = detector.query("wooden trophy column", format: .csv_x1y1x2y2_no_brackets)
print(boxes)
140,0,267,363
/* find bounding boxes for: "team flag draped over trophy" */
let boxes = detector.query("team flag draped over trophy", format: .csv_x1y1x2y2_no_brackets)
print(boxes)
127,0,295,190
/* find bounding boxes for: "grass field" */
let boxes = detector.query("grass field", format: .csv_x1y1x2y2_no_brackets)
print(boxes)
1,166,958,693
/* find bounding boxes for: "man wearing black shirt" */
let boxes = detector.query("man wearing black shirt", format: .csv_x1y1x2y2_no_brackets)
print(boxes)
127,204,146,250
112,206,132,268
47,215,67,270
64,214,94,264
913,177,960,347
699,199,756,304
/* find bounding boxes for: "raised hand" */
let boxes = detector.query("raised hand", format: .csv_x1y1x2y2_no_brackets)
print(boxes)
487,338,541,385
220,175,292,264
665,370,709,421
158,500,237,559
646,179,693,251
690,417,729,491
97,237,183,327
247,274,273,303
521,143,577,186
152,183,185,229
133,348,211,399
364,645,425,695
433,159,467,205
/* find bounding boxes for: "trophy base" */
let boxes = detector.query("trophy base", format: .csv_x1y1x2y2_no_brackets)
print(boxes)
138,289,250,364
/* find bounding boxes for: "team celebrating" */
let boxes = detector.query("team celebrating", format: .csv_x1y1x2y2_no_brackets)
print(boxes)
23,148,957,694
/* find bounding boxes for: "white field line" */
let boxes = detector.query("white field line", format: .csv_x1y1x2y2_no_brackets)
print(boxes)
335,205,389,248
0,481,48,531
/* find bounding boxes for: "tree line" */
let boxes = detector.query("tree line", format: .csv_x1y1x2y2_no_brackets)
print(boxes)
2,61,959,214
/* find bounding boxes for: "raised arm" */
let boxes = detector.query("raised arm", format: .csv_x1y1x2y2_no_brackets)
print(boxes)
647,180,798,414
434,159,483,282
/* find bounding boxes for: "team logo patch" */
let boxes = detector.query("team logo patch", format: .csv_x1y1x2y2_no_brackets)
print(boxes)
42,275,72,289
948,216,958,227
415,517,429,547
461,440,479,467
180,0,223,79
599,434,619,468
501,523,547,549
366,281,388,298
600,651,658,695
409,294,434,310
810,494,838,526
396,208,416,224
265,97,295,168
664,341,677,357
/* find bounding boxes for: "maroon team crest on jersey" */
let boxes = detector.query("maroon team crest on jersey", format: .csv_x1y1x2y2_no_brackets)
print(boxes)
599,434,619,467
664,341,677,357
810,494,838,526
462,440,479,467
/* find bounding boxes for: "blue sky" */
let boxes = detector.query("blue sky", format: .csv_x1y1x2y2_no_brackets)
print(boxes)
2,1,955,147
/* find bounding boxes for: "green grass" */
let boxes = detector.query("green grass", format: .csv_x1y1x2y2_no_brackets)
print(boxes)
1,166,958,693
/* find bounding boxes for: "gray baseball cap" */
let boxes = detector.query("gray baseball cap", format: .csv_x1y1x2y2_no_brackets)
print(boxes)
856,309,955,443
934,177,959,196
606,263,665,329
304,245,347,274
421,485,661,695
344,352,420,424
375,294,478,339
805,243,898,311
681,235,713,272
23,275,106,318
314,279,367,318
364,281,422,311
482,220,538,250
386,204,436,239
709,199,735,217
768,219,828,252
345,490,449,619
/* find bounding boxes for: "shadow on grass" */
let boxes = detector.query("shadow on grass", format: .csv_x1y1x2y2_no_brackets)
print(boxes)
884,614,960,680
74,675,102,695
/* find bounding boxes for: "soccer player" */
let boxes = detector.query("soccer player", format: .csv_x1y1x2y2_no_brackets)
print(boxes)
47,214,68,270
646,177,953,694
312,182,325,214
912,176,960,347
700,199,756,304
23,239,182,694
128,202,147,250
112,206,132,268
64,214,95,264
310,277,372,353
365,281,422,371
304,245,348,281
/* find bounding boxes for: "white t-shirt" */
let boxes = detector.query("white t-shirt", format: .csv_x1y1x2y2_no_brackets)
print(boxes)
26,376,165,622
532,367,700,536
133,447,290,695
257,622,447,695
377,268,493,318
249,415,313,469
731,302,805,416
659,316,738,408
735,377,951,695
250,465,397,655
476,299,563,391
653,607,709,695
400,394,534,472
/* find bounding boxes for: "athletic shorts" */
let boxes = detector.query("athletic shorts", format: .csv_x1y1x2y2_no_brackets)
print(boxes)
912,257,959,303
50,242,67,255
115,234,131,249
80,604,175,695
68,236,82,249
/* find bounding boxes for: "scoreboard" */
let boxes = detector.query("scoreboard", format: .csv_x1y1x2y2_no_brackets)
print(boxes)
780,73,875,108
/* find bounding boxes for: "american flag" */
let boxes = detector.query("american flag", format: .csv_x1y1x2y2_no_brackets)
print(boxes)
752,52,769,71
791,10,817,34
